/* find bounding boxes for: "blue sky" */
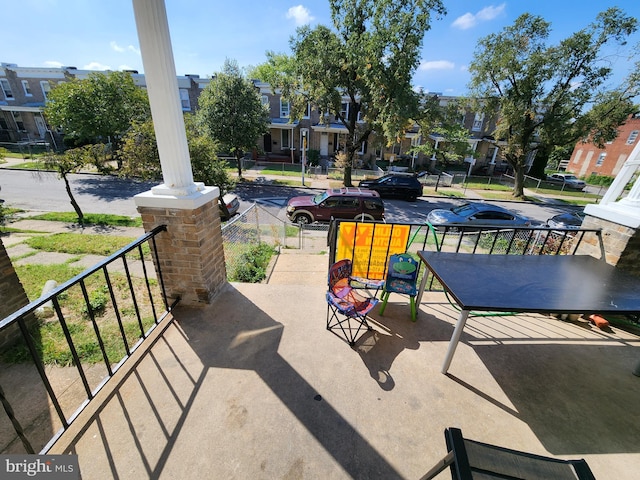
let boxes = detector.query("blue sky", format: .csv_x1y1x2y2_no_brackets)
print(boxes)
4,1,639,96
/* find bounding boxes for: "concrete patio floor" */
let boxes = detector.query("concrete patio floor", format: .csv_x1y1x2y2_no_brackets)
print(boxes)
48,253,640,479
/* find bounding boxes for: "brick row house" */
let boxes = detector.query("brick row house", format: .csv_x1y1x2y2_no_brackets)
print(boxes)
565,113,640,178
0,62,208,152
2,62,507,174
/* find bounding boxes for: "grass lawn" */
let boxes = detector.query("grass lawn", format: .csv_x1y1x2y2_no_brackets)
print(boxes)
28,212,142,227
25,232,151,258
6,263,161,366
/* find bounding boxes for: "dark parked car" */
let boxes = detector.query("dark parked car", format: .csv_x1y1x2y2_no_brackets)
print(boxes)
546,211,585,229
286,188,385,224
426,202,532,228
358,174,423,201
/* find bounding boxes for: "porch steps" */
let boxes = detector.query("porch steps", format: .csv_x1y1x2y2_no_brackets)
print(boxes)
266,250,329,286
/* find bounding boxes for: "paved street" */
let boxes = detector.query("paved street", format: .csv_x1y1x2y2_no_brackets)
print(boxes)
1,163,585,224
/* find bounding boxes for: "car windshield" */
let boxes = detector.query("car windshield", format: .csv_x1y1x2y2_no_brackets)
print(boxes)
312,192,329,204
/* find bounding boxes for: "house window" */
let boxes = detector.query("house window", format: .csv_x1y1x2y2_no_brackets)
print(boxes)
0,79,14,100
40,81,51,101
303,102,311,118
179,89,191,111
472,112,484,132
595,153,606,167
280,98,290,118
22,80,32,96
281,129,290,149
12,111,25,130
627,130,639,145
261,95,269,106
340,102,349,119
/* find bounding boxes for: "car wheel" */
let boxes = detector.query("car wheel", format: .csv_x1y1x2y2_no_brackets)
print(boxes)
355,213,374,221
294,213,312,225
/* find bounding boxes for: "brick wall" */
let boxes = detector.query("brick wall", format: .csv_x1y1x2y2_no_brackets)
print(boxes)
578,215,640,277
138,199,227,306
0,238,33,350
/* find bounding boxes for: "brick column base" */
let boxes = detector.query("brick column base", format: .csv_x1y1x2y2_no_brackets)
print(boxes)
137,197,227,306
578,215,640,277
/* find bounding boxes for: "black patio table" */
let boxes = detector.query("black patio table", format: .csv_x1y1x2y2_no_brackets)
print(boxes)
416,251,640,374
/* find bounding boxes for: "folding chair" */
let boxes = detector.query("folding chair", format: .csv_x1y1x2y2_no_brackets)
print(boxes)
348,274,385,298
379,253,419,321
326,259,379,346
420,427,596,480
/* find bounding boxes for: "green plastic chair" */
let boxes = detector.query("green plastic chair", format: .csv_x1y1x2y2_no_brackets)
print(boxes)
379,253,419,322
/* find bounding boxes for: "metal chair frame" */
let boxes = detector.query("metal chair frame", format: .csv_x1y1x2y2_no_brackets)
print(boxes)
326,259,379,346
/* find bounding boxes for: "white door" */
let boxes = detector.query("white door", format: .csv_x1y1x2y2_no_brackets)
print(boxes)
35,115,47,139
320,133,329,156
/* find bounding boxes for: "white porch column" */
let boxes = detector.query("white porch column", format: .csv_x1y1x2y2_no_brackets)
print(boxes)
585,139,640,229
131,0,225,306
132,0,215,201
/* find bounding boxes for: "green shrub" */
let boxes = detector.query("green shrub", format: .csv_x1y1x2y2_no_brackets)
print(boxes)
585,173,614,187
229,243,276,283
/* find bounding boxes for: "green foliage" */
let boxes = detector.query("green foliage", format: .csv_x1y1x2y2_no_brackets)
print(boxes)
307,149,320,166
468,7,638,197
228,243,276,283
413,97,478,168
45,71,150,148
29,212,142,227
118,118,161,180
184,114,236,194
585,174,614,187
119,114,236,195
25,233,146,256
81,285,109,317
256,0,446,186
197,59,270,178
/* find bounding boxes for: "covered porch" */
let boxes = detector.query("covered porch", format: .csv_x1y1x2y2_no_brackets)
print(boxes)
47,260,640,479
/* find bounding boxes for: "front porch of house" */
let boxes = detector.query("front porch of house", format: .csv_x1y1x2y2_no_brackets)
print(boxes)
47,271,640,479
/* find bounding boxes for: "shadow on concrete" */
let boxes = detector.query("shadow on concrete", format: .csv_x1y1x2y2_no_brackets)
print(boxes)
441,312,640,456
57,285,404,479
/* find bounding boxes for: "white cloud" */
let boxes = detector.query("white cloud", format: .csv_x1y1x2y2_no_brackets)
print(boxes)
83,62,112,71
111,41,141,55
43,60,64,68
286,5,314,26
452,3,506,30
419,60,455,71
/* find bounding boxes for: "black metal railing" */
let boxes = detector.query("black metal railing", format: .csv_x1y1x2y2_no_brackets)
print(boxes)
328,219,604,285
0,225,177,454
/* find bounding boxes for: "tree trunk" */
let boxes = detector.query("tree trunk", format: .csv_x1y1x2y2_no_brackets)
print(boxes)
343,147,357,187
236,151,243,179
62,173,84,223
513,165,525,198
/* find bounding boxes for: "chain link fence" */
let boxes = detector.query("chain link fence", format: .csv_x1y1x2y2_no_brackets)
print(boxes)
221,204,329,279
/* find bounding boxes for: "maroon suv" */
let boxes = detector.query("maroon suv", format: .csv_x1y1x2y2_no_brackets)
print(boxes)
286,188,385,224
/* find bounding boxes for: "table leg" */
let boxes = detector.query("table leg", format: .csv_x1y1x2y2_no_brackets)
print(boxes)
441,309,470,374
416,266,430,306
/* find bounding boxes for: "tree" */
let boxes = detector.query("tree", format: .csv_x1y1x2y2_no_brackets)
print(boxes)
45,71,150,151
411,96,478,171
255,0,446,186
197,59,269,178
41,146,108,223
118,115,235,195
468,8,638,197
